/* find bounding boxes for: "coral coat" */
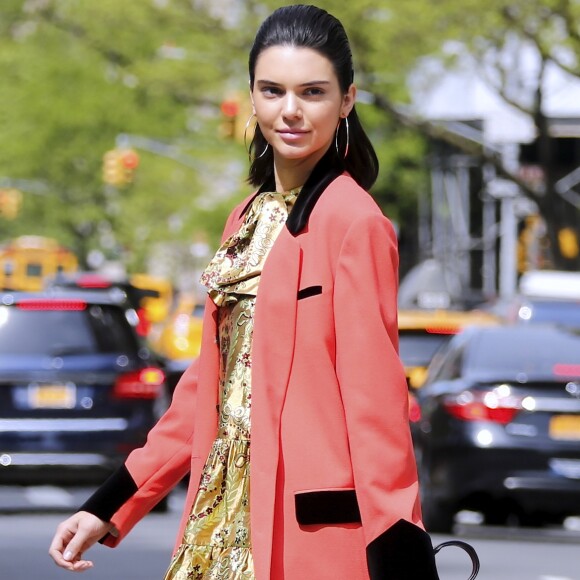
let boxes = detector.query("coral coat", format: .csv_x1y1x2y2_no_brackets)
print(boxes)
83,158,434,579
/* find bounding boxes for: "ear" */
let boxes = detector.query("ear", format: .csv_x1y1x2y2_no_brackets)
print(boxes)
341,84,356,118
248,81,256,115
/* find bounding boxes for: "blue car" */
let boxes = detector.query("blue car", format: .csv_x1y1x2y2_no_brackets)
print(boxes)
0,291,168,490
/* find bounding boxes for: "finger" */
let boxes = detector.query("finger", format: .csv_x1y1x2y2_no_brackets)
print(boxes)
65,547,95,572
49,528,77,570
52,546,94,573
49,512,110,571
70,558,94,572
62,530,93,564
63,526,107,565
49,525,73,554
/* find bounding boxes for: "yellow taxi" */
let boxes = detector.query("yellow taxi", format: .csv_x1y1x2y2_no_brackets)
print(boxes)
129,273,174,325
398,308,499,390
0,236,78,291
150,294,204,392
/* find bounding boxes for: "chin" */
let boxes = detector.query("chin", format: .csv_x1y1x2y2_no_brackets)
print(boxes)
273,144,326,163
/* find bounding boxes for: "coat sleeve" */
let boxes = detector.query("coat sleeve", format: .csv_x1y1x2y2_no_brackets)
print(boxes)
80,357,200,546
333,212,439,578
79,202,248,545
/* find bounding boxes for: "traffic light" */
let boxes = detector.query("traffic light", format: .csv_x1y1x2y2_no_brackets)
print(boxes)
103,150,124,185
558,227,579,260
119,149,140,184
219,99,240,139
0,188,23,219
102,149,140,186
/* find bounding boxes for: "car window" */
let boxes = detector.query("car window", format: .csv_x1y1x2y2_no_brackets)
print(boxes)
470,329,580,377
398,331,451,367
433,346,464,381
526,300,580,328
0,304,138,355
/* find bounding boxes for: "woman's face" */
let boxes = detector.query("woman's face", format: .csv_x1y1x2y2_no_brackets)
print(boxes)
251,46,355,167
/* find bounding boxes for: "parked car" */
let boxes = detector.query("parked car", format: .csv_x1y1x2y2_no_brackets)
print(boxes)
484,295,580,330
0,291,169,499
482,269,580,330
398,308,499,389
415,325,580,532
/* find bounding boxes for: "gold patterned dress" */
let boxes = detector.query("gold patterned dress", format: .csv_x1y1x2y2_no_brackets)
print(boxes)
164,188,300,580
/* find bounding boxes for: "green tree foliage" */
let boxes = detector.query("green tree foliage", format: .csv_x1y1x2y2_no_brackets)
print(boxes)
0,0,260,270
5,0,577,276
0,0,430,275
365,0,580,269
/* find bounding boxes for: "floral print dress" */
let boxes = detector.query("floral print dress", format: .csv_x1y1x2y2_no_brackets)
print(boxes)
163,188,300,580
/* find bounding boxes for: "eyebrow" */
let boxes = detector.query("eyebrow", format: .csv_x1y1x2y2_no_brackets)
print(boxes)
256,79,331,87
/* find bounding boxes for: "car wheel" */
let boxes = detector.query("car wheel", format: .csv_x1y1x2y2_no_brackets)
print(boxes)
422,493,455,533
419,463,455,533
518,510,547,528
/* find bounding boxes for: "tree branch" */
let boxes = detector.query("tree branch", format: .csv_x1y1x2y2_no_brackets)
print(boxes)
370,92,542,202
502,4,580,79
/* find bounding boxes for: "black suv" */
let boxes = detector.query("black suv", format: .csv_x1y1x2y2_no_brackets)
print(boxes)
0,290,168,488
44,272,161,337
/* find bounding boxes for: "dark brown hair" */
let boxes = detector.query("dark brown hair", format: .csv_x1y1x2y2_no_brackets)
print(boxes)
247,4,379,190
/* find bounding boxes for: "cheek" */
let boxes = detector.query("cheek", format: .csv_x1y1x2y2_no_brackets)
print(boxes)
255,103,277,128
315,108,341,138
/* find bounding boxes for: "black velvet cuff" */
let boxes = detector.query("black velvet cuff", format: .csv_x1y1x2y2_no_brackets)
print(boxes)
78,464,138,522
366,519,439,580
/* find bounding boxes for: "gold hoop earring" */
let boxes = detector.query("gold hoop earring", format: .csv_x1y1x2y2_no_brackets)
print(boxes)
256,143,269,159
244,113,256,156
244,113,270,161
335,116,350,160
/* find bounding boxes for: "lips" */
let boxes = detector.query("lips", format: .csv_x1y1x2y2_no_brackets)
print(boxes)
277,129,309,142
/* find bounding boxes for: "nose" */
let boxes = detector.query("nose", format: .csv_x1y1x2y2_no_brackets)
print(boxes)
282,93,301,119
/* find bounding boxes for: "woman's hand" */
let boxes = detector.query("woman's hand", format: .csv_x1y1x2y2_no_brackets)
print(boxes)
48,511,114,572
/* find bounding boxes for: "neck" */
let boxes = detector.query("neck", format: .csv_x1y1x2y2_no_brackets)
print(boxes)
273,147,330,193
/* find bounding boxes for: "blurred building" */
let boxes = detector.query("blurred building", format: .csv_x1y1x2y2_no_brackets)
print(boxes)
409,40,580,305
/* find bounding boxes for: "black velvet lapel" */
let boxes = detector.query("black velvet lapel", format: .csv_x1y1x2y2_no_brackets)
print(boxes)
295,489,361,525
79,464,138,522
285,152,343,235
241,150,343,236
366,519,440,580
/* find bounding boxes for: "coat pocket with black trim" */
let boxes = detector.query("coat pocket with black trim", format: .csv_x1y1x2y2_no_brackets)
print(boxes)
295,489,361,525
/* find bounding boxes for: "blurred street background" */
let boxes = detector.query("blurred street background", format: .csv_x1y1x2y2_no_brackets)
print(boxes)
1,1,580,578
1,488,580,579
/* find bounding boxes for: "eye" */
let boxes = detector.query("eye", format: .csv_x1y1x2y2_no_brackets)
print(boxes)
261,86,283,97
304,87,325,96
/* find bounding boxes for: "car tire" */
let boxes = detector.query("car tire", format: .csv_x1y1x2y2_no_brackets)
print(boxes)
422,494,455,533
419,462,455,533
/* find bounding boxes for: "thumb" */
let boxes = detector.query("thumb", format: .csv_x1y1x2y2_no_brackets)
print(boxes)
62,515,105,562
63,530,90,562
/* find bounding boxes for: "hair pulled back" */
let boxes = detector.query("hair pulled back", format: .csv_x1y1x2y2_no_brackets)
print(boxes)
247,4,379,190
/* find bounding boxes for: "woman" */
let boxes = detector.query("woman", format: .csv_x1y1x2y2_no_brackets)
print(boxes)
49,5,440,578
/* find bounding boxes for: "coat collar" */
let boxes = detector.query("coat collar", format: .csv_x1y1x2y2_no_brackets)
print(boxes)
240,150,343,236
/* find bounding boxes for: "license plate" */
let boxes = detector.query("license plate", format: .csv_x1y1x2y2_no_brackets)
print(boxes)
549,415,580,440
28,384,76,409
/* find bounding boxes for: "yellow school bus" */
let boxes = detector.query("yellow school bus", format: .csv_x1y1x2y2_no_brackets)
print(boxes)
0,236,78,291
